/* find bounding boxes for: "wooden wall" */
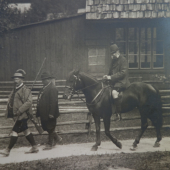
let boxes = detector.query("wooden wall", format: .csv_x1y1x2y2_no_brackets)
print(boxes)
0,14,86,81
0,15,170,81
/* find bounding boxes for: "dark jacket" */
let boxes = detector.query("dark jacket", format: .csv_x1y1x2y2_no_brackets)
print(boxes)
108,55,130,89
5,85,33,120
36,82,60,121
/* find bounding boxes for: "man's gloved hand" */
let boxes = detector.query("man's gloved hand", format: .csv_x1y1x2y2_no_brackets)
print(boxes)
49,114,54,119
103,75,111,80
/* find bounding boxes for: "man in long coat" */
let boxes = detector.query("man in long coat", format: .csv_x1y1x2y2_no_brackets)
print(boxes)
103,44,130,119
0,69,39,156
36,71,62,150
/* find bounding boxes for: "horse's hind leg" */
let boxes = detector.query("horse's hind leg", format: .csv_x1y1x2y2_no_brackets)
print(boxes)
91,115,101,151
103,117,122,149
130,115,148,151
153,125,162,147
149,109,162,147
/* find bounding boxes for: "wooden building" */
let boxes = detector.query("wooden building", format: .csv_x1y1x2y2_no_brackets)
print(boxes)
85,0,170,81
0,0,170,81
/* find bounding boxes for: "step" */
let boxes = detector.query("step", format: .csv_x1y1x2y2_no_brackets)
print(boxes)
0,120,90,130
0,80,66,84
0,129,89,138
1,125,170,139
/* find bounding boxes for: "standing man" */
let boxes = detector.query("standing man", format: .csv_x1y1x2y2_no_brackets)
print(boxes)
0,69,39,157
103,44,130,120
36,71,62,150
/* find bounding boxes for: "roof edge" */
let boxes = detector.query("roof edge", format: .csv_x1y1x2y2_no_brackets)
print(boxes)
12,13,86,30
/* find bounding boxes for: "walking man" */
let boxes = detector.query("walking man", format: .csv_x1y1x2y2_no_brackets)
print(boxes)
103,44,130,120
0,69,39,157
36,71,62,150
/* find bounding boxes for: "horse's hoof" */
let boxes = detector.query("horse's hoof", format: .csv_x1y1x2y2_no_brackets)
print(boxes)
130,145,137,151
91,146,98,151
116,141,122,149
153,142,160,147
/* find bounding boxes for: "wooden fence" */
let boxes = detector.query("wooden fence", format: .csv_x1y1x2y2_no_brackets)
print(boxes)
0,80,170,139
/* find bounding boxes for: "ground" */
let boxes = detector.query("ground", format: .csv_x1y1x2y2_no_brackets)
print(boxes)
0,106,170,169
0,137,170,170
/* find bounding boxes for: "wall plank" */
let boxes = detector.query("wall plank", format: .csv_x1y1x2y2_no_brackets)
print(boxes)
0,15,86,80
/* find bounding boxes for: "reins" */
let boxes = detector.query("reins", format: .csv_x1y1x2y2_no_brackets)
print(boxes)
65,72,110,106
73,82,109,106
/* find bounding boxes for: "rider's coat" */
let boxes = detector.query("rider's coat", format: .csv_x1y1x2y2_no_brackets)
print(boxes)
108,55,130,89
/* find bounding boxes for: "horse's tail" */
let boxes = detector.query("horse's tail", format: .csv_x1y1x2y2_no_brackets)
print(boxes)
152,85,162,109
149,84,163,129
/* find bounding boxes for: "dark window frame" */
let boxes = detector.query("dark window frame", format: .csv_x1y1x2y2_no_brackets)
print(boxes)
115,26,164,70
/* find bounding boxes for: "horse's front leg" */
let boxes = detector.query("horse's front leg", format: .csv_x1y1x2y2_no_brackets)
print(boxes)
103,116,122,149
91,115,101,151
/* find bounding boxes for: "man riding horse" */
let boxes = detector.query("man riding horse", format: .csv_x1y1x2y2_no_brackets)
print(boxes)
103,44,130,120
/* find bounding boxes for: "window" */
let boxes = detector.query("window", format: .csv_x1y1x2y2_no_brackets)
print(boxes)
88,47,106,73
128,28,139,68
87,26,164,75
115,27,164,69
115,28,126,56
153,27,164,68
140,28,151,69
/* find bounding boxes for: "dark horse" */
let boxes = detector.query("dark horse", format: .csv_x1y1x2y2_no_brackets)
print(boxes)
63,70,162,151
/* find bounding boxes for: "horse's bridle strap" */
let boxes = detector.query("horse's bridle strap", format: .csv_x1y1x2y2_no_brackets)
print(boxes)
91,82,104,103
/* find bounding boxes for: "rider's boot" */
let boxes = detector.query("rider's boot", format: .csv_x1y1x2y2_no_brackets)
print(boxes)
114,98,122,121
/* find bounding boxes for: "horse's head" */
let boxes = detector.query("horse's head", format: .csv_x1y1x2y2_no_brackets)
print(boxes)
63,70,83,100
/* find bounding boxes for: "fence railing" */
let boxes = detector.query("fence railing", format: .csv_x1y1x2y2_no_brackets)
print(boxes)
0,80,169,139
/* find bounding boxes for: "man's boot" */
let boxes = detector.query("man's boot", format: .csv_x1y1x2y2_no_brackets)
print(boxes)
43,132,53,150
53,132,63,146
25,133,39,154
114,98,122,121
0,136,18,157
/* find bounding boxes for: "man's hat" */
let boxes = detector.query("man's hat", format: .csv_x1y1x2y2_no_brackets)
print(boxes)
41,71,55,80
110,44,119,54
12,69,26,79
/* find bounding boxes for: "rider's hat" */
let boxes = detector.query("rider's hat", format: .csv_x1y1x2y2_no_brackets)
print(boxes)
12,69,26,79
41,71,55,80
110,44,119,54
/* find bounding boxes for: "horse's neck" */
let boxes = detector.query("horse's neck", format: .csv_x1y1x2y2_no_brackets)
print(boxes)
80,74,101,103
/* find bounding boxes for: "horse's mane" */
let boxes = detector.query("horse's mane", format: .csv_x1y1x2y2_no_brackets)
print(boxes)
80,72,99,83
68,70,99,83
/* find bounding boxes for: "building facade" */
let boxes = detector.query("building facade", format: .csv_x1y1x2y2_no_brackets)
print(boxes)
0,0,170,82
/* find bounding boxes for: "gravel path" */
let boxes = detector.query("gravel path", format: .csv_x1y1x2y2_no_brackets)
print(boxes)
0,137,170,165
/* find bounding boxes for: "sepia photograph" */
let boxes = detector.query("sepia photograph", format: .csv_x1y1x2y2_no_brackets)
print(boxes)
0,0,170,169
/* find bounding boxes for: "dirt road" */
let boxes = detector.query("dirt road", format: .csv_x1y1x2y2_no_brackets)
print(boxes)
0,137,170,165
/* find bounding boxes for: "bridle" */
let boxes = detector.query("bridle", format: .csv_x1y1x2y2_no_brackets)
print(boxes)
65,73,109,105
